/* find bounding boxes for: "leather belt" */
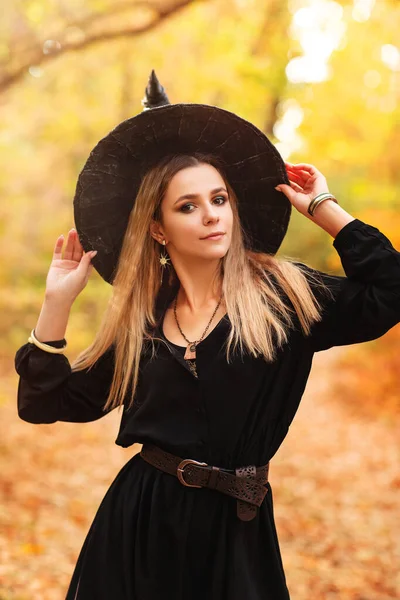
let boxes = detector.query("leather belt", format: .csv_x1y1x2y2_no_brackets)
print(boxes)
139,443,270,521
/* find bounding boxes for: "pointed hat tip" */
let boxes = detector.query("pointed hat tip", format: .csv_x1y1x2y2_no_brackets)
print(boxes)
141,69,170,111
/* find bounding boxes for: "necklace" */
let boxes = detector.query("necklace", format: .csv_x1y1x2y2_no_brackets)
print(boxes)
173,293,224,362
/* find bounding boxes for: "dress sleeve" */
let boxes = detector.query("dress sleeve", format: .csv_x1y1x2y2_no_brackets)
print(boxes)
14,338,116,424
297,218,400,352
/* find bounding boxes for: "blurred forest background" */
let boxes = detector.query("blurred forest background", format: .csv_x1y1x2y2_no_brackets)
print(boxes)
1,0,399,598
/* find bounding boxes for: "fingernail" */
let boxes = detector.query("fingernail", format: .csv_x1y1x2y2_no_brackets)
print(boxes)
91,250,97,257
275,186,282,192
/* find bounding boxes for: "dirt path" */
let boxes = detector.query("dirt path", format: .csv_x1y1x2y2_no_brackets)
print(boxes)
273,348,399,599
0,347,399,599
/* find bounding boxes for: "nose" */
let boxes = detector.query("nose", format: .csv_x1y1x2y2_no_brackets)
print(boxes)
203,204,220,224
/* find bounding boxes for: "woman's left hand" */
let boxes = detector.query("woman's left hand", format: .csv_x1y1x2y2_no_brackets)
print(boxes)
275,162,330,217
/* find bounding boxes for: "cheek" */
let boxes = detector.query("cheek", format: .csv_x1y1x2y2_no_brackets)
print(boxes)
166,214,199,241
223,206,234,229
180,221,202,244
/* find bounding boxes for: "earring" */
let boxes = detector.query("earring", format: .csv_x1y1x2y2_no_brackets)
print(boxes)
159,239,171,285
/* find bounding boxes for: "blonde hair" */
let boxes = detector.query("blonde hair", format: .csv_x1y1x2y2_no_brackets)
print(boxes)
71,153,332,413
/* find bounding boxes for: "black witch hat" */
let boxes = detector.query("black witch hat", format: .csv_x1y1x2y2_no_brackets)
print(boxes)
73,70,291,284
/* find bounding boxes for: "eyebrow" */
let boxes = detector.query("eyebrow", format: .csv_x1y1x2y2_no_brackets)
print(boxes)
174,187,228,205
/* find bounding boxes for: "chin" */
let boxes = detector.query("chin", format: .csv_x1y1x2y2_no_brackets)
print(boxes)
204,247,229,258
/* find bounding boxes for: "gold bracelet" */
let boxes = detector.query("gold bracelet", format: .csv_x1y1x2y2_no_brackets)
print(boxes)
28,329,67,354
308,193,338,216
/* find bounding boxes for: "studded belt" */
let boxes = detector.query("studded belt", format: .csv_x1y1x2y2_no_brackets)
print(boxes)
139,443,270,521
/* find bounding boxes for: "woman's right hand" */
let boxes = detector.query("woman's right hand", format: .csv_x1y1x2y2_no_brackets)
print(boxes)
45,229,97,305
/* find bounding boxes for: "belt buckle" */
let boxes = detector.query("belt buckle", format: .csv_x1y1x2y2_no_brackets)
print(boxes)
177,459,208,488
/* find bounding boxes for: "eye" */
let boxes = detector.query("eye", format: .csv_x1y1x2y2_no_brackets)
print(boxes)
179,196,228,213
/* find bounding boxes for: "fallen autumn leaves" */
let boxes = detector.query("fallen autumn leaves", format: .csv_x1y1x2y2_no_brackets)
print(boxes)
1,347,399,599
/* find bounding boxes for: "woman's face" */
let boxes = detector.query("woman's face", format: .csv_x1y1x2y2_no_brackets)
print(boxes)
157,163,233,261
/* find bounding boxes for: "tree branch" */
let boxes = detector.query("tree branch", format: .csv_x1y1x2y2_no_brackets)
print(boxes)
0,0,200,94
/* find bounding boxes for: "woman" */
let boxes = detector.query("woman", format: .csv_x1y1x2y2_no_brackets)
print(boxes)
15,72,400,599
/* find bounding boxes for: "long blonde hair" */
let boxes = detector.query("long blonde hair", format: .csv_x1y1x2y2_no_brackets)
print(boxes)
71,153,332,413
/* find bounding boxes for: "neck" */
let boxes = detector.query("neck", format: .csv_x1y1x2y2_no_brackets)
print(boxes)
176,286,224,315
173,263,223,314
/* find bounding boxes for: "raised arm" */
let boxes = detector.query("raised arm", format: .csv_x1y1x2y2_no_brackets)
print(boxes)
296,218,400,351
14,229,114,424
15,336,115,423
276,162,400,352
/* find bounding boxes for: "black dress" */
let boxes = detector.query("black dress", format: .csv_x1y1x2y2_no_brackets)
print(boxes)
14,218,400,600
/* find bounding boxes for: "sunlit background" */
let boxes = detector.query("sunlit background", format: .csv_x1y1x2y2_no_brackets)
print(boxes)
1,1,399,598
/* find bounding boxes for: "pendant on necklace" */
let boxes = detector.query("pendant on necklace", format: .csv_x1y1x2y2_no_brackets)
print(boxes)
184,342,197,360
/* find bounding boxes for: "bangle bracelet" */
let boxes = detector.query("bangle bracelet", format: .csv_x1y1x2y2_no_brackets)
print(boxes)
308,193,337,215
310,197,338,216
308,192,337,212
308,193,338,217
28,329,67,354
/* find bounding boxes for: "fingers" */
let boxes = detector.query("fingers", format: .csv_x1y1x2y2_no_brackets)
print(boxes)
286,167,310,179
286,171,305,187
72,229,83,262
77,248,97,276
288,180,304,193
53,235,64,260
285,161,315,171
275,183,297,201
285,161,323,177
63,229,77,260
53,229,91,263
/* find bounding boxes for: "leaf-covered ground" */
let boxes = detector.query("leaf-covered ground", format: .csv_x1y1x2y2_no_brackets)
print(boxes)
1,347,399,599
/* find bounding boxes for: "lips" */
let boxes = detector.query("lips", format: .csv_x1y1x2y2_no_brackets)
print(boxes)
202,232,225,239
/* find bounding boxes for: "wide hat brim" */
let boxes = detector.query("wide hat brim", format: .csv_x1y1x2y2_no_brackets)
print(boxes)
73,102,291,285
